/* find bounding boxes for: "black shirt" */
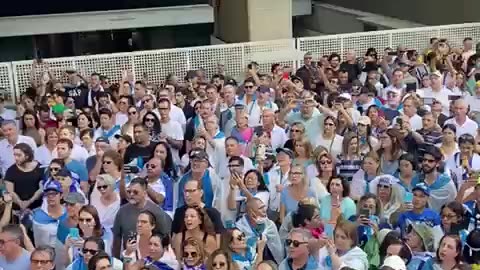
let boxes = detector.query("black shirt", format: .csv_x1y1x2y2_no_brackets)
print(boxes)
5,163,43,210
171,205,224,234
339,62,361,82
65,84,88,108
123,142,157,164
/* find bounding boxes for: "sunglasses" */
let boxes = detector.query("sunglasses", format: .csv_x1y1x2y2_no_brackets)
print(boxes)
234,232,245,241
213,262,226,268
324,122,335,126
49,167,60,172
97,185,108,191
285,239,308,248
145,118,155,122
82,248,98,255
244,85,254,89
127,190,139,196
79,218,93,223
30,259,52,265
291,129,302,133
128,111,137,115
183,251,198,258
146,164,157,169
102,160,112,165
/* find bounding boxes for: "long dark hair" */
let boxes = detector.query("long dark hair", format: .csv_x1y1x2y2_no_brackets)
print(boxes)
151,142,177,179
21,109,40,131
243,169,268,192
142,112,161,134
78,205,103,238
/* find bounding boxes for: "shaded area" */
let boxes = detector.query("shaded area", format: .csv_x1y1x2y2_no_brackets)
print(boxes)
0,0,209,17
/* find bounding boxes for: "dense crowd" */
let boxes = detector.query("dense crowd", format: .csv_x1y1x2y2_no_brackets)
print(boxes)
0,36,479,270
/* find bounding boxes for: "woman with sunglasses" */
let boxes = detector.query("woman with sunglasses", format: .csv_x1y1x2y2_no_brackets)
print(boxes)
205,249,234,270
279,164,316,224
369,176,403,223
67,237,122,270
284,122,305,151
65,206,113,266
121,106,139,140
310,151,334,200
182,237,207,270
221,228,266,270
90,174,120,231
172,206,216,260
315,116,344,158
91,150,123,200
125,234,179,270
142,112,162,143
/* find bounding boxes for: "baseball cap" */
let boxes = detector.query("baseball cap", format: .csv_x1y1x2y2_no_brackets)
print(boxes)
64,192,86,205
358,116,371,126
377,175,395,186
96,137,110,144
430,70,442,78
225,78,237,86
114,134,133,144
44,181,62,193
276,147,294,159
407,223,435,252
412,183,430,196
190,148,209,162
291,75,303,84
339,93,352,101
381,255,406,270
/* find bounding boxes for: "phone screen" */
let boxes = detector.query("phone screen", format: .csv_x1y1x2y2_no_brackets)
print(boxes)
404,192,414,203
69,228,79,239
359,208,370,218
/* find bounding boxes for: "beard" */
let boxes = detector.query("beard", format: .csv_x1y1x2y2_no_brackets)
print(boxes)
422,165,435,174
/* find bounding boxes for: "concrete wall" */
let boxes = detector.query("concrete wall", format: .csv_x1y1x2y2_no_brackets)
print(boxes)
318,0,478,26
214,0,249,43
302,4,364,34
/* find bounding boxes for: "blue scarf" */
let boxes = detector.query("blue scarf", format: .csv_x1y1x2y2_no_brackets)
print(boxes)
102,125,121,138
144,257,175,270
177,170,214,208
213,130,225,139
160,173,174,212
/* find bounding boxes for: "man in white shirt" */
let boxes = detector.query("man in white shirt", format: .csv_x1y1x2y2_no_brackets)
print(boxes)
56,126,89,165
444,99,478,138
247,86,278,127
157,89,187,131
421,71,453,116
383,69,406,99
94,108,121,147
0,120,37,174
261,109,287,150
216,136,254,179
157,98,184,162
394,96,423,131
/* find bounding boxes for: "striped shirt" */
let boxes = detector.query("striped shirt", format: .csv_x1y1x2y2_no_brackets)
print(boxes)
337,154,363,182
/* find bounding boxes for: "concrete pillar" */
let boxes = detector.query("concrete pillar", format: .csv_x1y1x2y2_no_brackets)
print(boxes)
213,0,292,43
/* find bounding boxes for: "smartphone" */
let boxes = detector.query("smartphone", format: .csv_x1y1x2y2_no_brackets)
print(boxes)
404,192,414,203
396,117,403,127
359,208,370,218
69,228,80,239
448,95,461,101
123,165,139,174
128,231,137,243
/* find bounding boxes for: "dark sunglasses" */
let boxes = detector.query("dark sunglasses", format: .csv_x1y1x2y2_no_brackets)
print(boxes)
285,239,308,248
146,164,157,169
183,251,198,258
145,118,155,122
49,167,60,172
324,122,335,126
291,129,302,133
213,262,226,268
79,218,93,223
127,190,139,196
244,85,254,89
102,160,112,165
82,248,98,255
234,232,245,241
128,111,137,115
97,185,108,191
30,259,52,265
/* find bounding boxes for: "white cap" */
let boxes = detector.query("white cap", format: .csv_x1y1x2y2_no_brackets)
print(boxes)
381,256,406,270
339,93,352,100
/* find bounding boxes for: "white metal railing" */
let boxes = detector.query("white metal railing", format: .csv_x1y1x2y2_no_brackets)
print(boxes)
0,22,479,103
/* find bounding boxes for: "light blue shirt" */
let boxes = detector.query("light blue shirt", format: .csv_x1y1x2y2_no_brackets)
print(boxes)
281,188,316,214
0,249,30,270
286,109,323,145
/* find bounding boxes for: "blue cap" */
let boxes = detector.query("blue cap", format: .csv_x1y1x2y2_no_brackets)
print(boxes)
44,181,62,193
412,183,430,196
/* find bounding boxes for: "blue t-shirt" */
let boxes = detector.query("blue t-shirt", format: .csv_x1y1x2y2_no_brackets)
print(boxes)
396,208,441,236
66,160,88,182
0,249,30,270
280,188,316,214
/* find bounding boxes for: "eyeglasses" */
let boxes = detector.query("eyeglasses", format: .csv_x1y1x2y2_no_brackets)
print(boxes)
102,160,112,165
244,85,254,89
146,164,157,169
213,262,226,268
183,251,198,258
158,107,169,111
285,239,308,248
97,185,108,191
30,259,52,265
145,118,155,122
49,167,60,172
82,248,98,255
377,184,390,189
291,129,302,133
320,160,332,165
228,164,241,168
128,111,137,115
79,218,93,223
290,172,303,176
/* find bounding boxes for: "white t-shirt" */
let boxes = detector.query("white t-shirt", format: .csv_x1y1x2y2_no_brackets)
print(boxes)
443,117,478,138
393,113,423,131
160,120,184,162
115,112,128,126
246,101,278,127
0,135,37,174
420,87,453,116
35,145,55,167
315,134,344,158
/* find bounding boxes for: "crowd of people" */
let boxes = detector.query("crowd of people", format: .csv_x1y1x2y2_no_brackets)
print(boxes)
0,36,479,270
